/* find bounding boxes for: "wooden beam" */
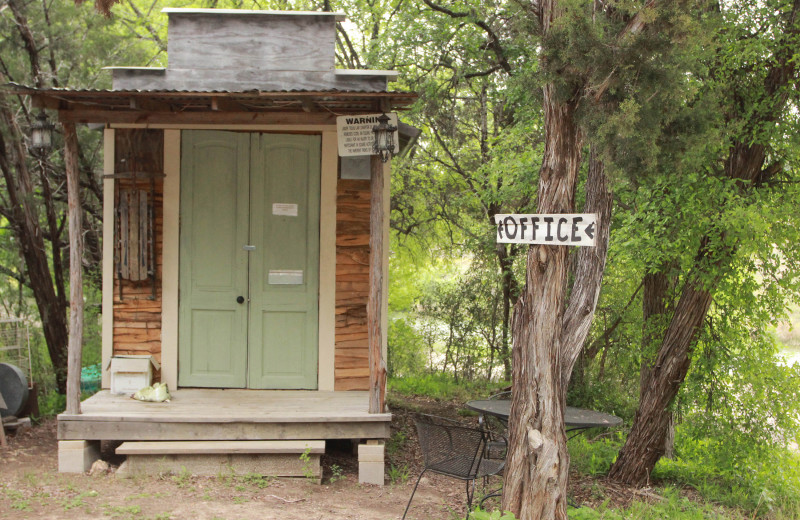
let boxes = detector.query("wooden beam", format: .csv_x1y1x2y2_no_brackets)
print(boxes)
64,122,83,415
58,109,338,126
58,419,390,441
368,155,387,414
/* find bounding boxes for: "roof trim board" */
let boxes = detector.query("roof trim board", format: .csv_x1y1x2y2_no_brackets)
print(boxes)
162,8,347,21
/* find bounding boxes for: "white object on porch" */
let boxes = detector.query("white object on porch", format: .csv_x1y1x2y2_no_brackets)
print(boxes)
106,355,160,395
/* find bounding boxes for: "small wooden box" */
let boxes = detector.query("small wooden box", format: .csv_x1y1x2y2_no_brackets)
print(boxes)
106,355,160,395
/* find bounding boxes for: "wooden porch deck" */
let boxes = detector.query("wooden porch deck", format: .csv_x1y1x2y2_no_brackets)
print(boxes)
57,390,391,442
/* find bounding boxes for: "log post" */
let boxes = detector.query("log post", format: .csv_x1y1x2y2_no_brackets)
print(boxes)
64,122,83,415
367,155,387,413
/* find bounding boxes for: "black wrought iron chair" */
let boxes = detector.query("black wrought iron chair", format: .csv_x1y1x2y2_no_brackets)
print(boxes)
402,414,505,520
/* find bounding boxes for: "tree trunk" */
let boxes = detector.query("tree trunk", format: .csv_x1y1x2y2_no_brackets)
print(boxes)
559,149,612,388
497,245,514,381
0,106,70,393
638,270,671,398
501,83,583,520
608,277,713,484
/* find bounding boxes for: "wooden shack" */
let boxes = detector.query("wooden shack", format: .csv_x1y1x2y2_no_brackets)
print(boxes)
10,8,415,483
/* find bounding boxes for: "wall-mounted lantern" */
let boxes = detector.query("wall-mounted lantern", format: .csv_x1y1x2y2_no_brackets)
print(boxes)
30,110,54,156
372,113,397,163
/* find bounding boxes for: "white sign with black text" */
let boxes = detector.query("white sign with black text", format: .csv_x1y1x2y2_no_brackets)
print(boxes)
495,214,597,246
336,113,399,157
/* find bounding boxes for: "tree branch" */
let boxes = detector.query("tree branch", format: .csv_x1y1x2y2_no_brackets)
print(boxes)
422,0,512,73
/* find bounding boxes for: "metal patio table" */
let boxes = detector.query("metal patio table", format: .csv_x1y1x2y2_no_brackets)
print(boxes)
464,399,622,508
465,400,622,433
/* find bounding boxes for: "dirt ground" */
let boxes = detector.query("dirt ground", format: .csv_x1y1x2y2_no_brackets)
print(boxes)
0,396,642,520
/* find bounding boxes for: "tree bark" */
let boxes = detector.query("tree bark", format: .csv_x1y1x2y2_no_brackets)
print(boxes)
0,105,70,393
608,278,713,484
64,122,83,415
497,245,515,381
501,82,583,520
560,148,612,389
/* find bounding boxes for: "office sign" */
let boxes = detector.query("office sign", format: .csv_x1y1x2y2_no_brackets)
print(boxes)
495,214,597,246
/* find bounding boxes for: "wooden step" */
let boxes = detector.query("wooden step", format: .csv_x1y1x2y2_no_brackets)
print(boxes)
115,440,324,481
117,440,325,455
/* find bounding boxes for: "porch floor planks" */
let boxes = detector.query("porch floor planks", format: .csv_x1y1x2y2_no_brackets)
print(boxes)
58,389,391,423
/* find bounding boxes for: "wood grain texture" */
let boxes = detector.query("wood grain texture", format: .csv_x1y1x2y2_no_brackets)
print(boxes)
367,156,387,413
113,129,164,367
57,389,391,443
167,14,335,72
64,122,83,415
334,179,371,391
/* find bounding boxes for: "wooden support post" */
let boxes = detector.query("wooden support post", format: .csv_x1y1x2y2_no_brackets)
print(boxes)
64,122,83,416
368,155,387,414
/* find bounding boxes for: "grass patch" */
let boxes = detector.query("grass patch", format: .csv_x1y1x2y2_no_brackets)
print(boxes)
568,433,624,476
567,487,736,519
388,373,508,402
653,438,800,517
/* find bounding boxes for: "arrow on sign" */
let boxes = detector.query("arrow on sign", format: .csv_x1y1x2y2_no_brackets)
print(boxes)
494,214,598,246
585,221,595,240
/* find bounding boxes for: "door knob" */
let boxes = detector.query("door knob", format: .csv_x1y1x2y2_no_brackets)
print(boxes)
236,296,245,304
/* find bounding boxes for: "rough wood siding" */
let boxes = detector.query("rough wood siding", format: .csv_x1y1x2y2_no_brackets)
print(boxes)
167,13,335,72
113,129,164,376
335,179,371,391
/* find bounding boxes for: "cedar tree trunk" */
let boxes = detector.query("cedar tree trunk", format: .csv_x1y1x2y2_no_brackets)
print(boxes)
501,84,584,519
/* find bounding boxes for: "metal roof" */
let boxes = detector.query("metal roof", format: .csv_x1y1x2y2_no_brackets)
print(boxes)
2,83,417,124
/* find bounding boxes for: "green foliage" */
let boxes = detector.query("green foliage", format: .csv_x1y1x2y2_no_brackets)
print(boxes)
388,373,505,402
469,509,518,520
171,466,193,489
566,487,729,520
239,473,274,489
654,430,800,515
328,464,344,484
38,391,67,419
387,463,409,485
568,434,624,477
299,447,316,481
387,318,428,378
386,430,408,458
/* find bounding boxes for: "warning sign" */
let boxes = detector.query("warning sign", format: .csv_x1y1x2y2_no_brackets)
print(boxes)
494,214,597,246
337,113,399,157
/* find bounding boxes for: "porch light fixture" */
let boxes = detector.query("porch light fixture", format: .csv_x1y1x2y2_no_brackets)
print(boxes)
372,113,397,163
30,110,54,156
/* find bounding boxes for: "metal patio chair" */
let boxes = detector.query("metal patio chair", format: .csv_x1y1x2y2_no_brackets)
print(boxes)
402,414,505,520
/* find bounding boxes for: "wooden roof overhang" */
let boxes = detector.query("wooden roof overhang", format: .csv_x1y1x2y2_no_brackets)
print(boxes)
3,84,417,126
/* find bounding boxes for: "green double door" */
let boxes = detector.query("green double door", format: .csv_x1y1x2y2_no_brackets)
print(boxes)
178,131,320,389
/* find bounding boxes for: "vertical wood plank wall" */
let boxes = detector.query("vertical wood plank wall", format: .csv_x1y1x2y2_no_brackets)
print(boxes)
335,179,371,391
112,129,164,376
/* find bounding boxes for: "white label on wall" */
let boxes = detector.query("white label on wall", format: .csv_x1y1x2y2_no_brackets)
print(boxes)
337,113,399,157
268,270,304,285
494,214,598,246
272,203,298,217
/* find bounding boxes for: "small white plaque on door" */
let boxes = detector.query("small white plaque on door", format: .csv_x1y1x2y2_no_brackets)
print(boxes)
268,270,304,285
272,203,298,217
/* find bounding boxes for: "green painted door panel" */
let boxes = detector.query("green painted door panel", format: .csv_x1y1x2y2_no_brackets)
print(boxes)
248,134,320,389
179,131,250,388
179,131,320,389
